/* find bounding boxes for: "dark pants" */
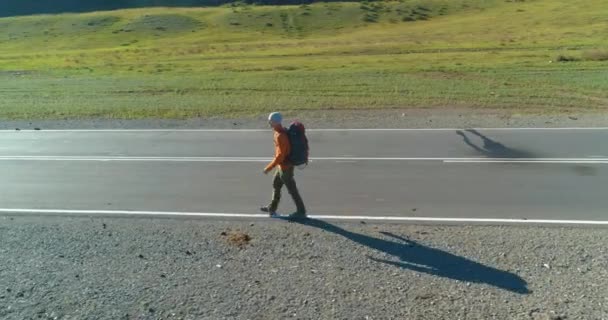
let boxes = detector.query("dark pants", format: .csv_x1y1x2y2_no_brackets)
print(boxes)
269,167,306,214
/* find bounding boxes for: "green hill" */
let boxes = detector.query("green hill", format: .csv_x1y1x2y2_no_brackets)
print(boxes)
0,0,357,17
0,0,607,119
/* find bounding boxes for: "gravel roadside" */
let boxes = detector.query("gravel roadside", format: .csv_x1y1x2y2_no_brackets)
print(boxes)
1,109,607,130
1,216,606,320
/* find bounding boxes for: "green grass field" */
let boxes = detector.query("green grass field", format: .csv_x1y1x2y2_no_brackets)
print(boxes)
1,0,607,119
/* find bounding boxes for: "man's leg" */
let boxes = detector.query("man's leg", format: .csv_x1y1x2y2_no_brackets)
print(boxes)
268,170,284,212
281,167,306,215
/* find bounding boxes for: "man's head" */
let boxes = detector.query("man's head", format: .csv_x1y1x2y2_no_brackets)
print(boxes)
268,112,283,129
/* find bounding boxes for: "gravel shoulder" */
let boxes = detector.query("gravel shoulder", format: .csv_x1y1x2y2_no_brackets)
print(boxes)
1,216,606,320
1,108,608,130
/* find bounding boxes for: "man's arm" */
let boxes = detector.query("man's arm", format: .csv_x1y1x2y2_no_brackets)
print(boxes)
264,134,289,173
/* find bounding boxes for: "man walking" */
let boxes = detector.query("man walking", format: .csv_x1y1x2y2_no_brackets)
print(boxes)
260,112,307,219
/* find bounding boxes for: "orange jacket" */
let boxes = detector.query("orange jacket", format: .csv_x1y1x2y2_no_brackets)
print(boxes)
265,127,292,171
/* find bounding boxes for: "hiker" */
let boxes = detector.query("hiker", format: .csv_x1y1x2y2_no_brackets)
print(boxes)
260,112,307,219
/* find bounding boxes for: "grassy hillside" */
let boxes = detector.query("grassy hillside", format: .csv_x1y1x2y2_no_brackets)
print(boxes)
1,0,607,119
0,0,354,18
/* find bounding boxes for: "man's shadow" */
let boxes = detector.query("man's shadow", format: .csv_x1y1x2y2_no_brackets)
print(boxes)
291,218,530,294
456,129,534,158
456,129,597,176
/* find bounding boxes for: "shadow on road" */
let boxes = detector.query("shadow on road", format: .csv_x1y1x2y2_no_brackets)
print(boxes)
293,218,530,294
456,129,534,158
456,129,598,176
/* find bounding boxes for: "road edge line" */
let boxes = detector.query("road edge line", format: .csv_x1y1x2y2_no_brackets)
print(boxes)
1,209,608,225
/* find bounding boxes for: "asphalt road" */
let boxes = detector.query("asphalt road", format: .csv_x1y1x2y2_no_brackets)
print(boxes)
1,128,607,222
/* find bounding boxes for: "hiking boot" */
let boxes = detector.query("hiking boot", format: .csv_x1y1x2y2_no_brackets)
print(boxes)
260,206,277,217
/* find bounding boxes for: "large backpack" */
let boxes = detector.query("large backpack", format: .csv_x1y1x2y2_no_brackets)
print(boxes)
286,121,309,166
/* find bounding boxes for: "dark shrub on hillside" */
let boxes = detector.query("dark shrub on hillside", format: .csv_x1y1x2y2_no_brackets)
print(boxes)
582,50,608,61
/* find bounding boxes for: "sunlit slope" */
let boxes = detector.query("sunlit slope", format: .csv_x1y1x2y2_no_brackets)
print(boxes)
0,0,606,119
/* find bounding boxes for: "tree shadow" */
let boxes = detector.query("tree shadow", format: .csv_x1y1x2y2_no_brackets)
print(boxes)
456,129,534,158
291,218,530,294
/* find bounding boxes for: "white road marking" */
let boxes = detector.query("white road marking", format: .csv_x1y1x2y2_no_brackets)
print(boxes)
444,159,608,164
2,127,608,132
0,156,270,162
0,156,607,163
1,208,607,225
